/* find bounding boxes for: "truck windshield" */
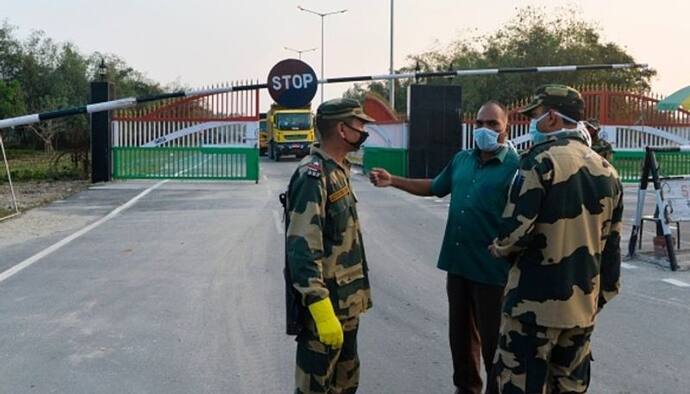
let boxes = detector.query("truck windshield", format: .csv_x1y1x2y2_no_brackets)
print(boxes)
259,120,267,132
276,113,312,130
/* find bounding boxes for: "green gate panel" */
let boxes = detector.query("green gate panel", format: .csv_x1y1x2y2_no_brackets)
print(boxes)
611,150,690,183
113,147,259,181
363,147,408,177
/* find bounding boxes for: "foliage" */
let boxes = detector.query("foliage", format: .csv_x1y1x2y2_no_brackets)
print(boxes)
344,6,655,114
0,21,163,156
0,148,82,182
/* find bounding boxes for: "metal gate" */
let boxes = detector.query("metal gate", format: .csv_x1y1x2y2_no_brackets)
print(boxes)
111,81,260,181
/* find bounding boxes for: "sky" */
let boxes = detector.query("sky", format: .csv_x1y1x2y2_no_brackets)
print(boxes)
3,0,689,111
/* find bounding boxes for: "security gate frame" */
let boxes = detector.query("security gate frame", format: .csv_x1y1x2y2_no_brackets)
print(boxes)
111,81,260,182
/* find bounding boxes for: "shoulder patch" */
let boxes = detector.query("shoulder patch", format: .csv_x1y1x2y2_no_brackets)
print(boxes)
305,161,322,178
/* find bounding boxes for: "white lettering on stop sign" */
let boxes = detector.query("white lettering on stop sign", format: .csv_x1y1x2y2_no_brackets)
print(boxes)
271,74,315,91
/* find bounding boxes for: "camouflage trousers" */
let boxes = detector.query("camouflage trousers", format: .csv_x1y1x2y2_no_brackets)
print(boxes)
493,315,593,394
295,316,360,394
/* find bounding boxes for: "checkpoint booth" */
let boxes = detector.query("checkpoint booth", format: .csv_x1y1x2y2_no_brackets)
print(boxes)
628,146,690,271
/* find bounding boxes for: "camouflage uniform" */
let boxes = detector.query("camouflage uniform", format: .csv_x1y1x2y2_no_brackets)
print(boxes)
287,145,372,394
591,136,613,162
586,119,613,162
491,85,623,394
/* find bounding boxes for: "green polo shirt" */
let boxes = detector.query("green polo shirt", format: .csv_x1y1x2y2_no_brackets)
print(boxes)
431,146,519,286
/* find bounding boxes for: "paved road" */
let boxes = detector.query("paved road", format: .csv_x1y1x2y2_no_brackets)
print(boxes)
1,158,689,393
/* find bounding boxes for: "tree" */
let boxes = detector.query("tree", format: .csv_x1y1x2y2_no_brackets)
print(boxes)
0,79,25,119
0,21,23,81
344,6,655,114
0,23,164,151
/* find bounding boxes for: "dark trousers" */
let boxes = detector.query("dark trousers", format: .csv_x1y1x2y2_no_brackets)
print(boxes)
447,273,504,394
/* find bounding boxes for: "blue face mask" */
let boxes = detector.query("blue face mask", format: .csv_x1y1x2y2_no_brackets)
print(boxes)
530,111,587,146
529,112,550,144
473,127,501,152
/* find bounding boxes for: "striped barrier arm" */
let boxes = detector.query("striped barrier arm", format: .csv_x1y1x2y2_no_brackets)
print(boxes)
0,63,647,130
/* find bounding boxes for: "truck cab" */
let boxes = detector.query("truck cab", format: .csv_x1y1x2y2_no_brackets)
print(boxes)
267,105,314,161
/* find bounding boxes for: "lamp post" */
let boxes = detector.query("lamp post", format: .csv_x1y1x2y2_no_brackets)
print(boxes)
389,0,395,110
297,5,347,103
284,46,318,60
97,58,108,81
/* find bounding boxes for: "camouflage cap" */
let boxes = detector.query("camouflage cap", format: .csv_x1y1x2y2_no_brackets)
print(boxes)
316,98,375,123
518,84,585,116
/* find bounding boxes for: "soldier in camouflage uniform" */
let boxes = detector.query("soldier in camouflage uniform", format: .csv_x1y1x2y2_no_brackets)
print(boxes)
286,98,374,394
584,118,613,162
488,85,623,393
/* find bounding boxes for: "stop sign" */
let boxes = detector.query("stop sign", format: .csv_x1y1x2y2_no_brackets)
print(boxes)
267,59,318,108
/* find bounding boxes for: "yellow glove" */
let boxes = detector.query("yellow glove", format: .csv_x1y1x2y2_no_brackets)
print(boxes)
308,298,344,348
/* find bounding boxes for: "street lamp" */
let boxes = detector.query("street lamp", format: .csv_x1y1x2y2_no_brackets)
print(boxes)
389,0,395,110
97,58,108,81
297,5,347,104
284,46,318,60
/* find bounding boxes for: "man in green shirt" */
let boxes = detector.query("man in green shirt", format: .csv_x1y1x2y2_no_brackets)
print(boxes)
369,101,519,394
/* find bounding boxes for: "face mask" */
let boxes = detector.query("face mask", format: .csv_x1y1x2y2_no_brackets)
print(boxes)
506,139,518,154
530,111,586,145
576,121,593,147
529,112,550,144
343,123,369,150
473,127,502,152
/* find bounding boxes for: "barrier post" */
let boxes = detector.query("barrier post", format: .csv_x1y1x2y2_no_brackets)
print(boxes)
90,80,113,183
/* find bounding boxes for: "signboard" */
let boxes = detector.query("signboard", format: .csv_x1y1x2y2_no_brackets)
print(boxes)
662,178,690,221
267,59,317,108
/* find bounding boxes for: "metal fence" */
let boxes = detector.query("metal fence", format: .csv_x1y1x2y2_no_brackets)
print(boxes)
112,146,259,181
110,81,260,181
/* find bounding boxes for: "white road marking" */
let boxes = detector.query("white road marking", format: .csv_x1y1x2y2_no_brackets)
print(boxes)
621,262,638,270
434,199,444,203
0,180,168,284
661,278,690,288
272,210,284,235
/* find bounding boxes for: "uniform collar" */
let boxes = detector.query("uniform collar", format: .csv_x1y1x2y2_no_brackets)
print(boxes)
311,144,351,174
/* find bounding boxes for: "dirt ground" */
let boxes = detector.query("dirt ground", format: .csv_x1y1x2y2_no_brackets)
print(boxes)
0,180,89,219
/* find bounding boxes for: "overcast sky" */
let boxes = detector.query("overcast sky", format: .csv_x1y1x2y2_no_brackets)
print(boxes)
4,0,689,111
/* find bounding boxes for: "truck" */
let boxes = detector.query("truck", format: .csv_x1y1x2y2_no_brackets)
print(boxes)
266,104,315,161
258,113,268,156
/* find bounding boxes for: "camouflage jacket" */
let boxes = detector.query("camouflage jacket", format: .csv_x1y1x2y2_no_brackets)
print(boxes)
591,136,613,162
286,146,372,320
493,130,623,328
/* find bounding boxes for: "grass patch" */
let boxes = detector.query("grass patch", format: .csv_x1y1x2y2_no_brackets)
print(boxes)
0,149,85,182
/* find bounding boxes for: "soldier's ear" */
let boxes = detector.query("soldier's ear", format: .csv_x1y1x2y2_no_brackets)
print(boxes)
546,110,558,126
337,121,347,138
